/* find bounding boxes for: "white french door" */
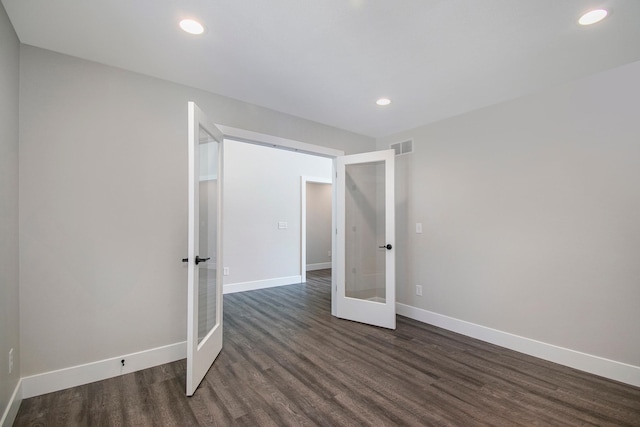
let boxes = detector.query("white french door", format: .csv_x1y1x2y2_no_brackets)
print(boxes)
335,149,396,329
185,102,224,396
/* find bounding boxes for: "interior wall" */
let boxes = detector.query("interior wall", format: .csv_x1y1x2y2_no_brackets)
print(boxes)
18,45,374,378
223,140,332,284
377,59,640,368
0,1,21,418
306,183,332,269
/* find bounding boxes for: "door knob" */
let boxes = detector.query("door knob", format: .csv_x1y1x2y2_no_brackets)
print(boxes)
181,256,211,264
378,244,392,250
195,256,210,265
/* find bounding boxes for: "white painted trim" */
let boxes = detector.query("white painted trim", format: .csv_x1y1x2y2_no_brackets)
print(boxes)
223,275,302,294
397,303,640,388
0,379,22,427
21,342,186,399
217,125,344,158
306,262,332,271
331,160,338,317
301,176,333,283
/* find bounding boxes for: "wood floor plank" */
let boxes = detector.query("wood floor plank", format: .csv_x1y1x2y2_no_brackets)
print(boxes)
13,269,640,426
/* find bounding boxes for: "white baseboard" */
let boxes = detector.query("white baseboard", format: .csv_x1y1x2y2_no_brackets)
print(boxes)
396,303,640,388
21,341,186,399
306,262,331,271
1,379,22,427
224,275,302,294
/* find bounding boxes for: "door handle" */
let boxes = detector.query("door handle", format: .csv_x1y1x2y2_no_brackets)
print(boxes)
181,256,211,264
379,244,392,250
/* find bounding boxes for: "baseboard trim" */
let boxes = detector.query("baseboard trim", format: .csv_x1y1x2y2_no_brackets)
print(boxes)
224,275,302,294
1,379,22,427
306,262,331,271
396,303,640,388
21,341,186,399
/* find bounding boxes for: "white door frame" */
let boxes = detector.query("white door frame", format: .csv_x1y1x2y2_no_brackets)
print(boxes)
300,176,333,284
216,125,343,316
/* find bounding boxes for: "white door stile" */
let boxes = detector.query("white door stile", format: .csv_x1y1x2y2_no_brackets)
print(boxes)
186,102,224,396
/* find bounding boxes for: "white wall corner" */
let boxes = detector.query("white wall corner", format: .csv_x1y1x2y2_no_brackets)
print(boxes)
21,342,186,399
1,379,22,427
224,276,302,294
396,303,640,388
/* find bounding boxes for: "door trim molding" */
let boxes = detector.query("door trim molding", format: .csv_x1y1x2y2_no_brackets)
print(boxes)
217,125,344,158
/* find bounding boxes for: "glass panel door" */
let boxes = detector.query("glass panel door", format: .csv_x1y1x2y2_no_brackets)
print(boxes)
186,102,224,396
336,150,395,329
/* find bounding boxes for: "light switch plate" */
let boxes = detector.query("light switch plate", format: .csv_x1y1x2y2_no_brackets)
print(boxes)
416,223,423,233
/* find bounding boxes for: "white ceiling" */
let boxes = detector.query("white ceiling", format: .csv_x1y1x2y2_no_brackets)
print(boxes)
4,0,640,138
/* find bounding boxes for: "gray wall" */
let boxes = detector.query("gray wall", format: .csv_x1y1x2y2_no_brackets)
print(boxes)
377,59,640,367
0,1,21,417
18,45,374,377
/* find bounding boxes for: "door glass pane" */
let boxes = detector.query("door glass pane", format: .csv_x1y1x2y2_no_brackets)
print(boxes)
198,126,218,344
345,161,386,303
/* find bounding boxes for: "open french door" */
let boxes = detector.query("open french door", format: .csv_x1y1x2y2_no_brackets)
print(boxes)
335,149,396,329
185,102,224,396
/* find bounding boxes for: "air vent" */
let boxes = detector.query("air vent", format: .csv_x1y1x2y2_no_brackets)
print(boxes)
390,139,413,156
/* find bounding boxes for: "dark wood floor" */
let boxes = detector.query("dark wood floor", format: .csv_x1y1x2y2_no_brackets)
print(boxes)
14,269,640,426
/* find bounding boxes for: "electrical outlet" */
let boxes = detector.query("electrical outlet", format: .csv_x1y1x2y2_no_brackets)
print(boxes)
9,348,13,374
328,250,332,257
223,267,229,276
416,285,423,296
416,223,423,234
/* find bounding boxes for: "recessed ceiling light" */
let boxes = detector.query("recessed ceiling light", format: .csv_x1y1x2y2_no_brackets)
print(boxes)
376,98,391,106
578,9,608,26
180,19,205,35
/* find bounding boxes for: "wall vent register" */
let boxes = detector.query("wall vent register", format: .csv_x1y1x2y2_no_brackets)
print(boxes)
390,139,413,156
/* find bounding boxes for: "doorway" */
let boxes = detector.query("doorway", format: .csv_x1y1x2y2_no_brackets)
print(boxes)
219,127,342,298
301,177,332,284
216,125,396,327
